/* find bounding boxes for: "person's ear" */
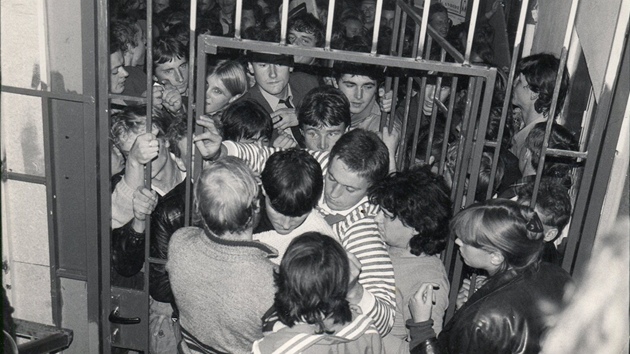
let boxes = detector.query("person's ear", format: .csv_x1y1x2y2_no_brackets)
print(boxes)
247,62,255,75
544,228,559,242
490,251,504,266
530,91,539,101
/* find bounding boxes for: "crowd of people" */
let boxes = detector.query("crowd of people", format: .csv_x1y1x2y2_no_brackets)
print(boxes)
106,0,601,353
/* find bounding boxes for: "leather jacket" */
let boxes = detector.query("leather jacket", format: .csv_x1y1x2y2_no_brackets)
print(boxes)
111,179,190,303
410,262,572,354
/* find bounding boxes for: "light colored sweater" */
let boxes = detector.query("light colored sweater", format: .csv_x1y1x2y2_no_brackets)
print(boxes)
166,226,277,354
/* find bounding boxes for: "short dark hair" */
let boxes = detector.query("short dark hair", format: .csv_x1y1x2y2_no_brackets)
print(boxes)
110,105,172,147
369,165,452,255
429,2,449,17
220,100,273,142
517,53,569,117
526,122,578,172
298,86,351,129
330,129,389,187
288,13,325,47
274,232,352,334
261,149,323,217
516,178,572,237
334,43,384,82
153,36,188,70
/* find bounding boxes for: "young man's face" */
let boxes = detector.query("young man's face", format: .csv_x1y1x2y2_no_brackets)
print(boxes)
288,29,317,64
337,74,378,116
110,50,129,94
264,197,309,235
249,62,291,98
324,156,370,211
361,0,377,26
375,209,415,249
301,124,347,152
154,57,189,94
344,19,363,38
511,73,534,110
429,11,451,38
381,10,396,30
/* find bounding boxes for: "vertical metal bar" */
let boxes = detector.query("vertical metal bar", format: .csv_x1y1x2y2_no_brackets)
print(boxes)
416,0,432,60
409,77,428,162
397,77,415,168
96,0,112,351
397,12,408,58
390,4,403,55
42,95,62,327
370,0,384,54
438,77,458,175
324,0,336,50
463,0,481,65
234,0,242,39
280,0,290,45
465,73,496,204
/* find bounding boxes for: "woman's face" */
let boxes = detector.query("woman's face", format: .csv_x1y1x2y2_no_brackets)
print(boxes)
455,237,500,274
205,74,235,114
512,73,534,110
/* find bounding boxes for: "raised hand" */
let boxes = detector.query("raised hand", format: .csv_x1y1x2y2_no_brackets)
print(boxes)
194,115,224,160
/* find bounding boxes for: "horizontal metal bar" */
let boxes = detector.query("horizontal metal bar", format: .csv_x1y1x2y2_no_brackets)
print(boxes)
109,93,148,103
56,268,88,281
482,142,588,159
199,35,496,78
147,257,167,265
1,85,94,103
4,172,47,185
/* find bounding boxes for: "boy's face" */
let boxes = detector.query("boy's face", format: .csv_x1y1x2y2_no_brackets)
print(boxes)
381,10,396,30
154,57,189,94
264,197,309,235
337,74,378,116
429,11,450,38
361,0,377,25
324,157,370,211
249,62,291,98
110,51,129,94
288,29,317,64
301,124,347,152
344,19,363,38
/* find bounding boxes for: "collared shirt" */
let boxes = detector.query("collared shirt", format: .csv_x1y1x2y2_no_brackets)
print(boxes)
259,84,293,112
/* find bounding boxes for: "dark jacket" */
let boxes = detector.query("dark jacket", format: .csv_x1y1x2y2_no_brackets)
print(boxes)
111,179,190,303
409,262,572,354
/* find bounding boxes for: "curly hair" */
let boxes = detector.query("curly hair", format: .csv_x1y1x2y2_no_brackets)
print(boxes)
369,165,452,255
517,54,569,117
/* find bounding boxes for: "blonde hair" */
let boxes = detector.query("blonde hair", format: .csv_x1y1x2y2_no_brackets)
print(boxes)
194,157,259,236
451,199,544,272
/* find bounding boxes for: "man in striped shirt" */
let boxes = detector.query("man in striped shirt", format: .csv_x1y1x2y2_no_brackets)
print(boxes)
195,122,397,336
